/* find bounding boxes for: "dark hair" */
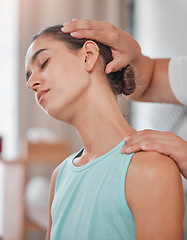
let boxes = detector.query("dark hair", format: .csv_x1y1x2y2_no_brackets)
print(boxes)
31,25,135,95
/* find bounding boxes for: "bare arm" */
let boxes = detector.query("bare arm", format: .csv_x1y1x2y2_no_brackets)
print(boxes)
46,165,61,240
62,19,181,104
125,58,179,104
126,151,185,240
128,58,181,104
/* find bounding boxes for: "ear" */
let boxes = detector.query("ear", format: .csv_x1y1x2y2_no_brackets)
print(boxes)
82,41,100,72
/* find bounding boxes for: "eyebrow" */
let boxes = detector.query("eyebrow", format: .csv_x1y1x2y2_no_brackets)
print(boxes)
32,48,48,63
26,48,48,81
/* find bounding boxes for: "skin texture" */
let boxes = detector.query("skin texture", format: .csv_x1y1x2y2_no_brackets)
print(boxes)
122,130,187,179
61,19,187,179
25,37,90,123
126,151,184,240
25,35,184,240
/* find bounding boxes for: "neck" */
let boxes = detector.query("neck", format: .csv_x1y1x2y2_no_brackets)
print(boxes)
71,80,136,160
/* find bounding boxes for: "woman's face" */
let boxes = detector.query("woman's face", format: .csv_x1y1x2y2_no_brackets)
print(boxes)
25,36,90,122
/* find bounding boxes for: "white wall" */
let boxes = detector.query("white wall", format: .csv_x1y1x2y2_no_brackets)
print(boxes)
0,0,19,159
132,0,187,131
0,0,19,236
134,0,187,58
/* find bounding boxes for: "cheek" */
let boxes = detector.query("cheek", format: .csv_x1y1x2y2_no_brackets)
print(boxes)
38,58,90,120
52,59,89,93
43,76,89,121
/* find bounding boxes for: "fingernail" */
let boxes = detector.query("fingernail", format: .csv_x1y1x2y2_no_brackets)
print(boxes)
121,146,126,154
70,32,78,36
125,146,133,152
72,18,78,21
107,68,113,74
62,22,71,31
124,135,130,142
61,26,69,32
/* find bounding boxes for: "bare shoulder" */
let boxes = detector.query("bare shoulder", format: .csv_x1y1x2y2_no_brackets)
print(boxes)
126,151,183,199
49,163,64,197
128,151,182,182
126,151,184,239
51,164,61,184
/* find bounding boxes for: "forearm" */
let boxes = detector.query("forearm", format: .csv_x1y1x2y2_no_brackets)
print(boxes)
127,57,182,104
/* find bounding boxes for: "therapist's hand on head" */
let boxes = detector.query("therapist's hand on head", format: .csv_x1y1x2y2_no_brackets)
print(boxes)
122,130,187,179
61,19,142,74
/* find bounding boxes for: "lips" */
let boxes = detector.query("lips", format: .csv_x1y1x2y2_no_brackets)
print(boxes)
36,89,50,103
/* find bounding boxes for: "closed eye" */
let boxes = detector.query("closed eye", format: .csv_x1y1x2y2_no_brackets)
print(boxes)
41,59,49,69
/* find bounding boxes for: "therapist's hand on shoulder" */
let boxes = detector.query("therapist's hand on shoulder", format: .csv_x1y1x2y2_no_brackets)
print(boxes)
122,130,187,180
61,19,142,74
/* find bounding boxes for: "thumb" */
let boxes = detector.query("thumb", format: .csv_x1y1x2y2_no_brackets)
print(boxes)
105,59,128,74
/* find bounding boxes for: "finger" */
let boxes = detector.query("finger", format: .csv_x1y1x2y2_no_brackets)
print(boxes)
62,19,109,33
121,135,139,153
122,141,173,155
129,131,182,159
137,129,171,139
141,143,175,157
128,130,168,145
121,130,178,155
121,144,142,154
121,135,131,153
69,29,115,47
72,18,78,21
121,130,166,154
105,58,128,74
139,130,179,148
123,135,131,142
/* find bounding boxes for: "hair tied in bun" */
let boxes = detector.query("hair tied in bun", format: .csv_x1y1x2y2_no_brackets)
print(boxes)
107,65,136,96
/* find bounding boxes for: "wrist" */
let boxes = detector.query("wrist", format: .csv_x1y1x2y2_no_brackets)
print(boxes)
125,55,154,101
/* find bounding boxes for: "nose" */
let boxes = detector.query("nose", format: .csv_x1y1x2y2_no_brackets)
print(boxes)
26,73,40,92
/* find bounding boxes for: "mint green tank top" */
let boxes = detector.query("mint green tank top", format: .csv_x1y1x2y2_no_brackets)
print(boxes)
50,141,135,240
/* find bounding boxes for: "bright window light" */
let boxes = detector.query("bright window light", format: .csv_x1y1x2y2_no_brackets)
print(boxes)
0,0,19,160
0,0,19,237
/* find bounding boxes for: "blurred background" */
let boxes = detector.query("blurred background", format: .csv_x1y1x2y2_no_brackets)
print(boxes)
0,0,187,239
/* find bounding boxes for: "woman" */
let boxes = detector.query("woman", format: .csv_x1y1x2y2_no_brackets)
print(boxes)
25,25,184,240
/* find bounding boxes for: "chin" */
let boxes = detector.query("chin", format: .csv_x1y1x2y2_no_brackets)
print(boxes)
45,105,73,124
45,108,62,120
40,95,82,124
